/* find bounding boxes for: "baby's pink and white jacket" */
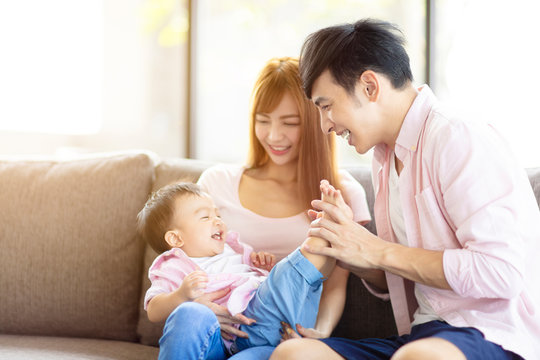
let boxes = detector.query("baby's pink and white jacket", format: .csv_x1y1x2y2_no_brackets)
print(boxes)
143,231,268,316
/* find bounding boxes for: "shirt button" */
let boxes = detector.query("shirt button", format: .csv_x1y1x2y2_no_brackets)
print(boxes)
411,145,417,151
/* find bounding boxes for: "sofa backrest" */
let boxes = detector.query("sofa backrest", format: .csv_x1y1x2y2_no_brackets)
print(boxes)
0,152,155,342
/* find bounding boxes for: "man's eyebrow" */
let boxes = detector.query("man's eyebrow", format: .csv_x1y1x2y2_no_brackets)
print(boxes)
313,97,329,107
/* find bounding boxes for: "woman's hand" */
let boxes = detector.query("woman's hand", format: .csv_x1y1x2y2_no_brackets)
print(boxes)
250,251,276,271
279,322,328,342
194,288,256,340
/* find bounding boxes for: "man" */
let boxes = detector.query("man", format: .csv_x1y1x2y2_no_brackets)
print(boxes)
270,19,540,360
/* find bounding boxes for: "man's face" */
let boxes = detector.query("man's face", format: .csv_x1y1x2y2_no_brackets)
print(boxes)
311,70,381,154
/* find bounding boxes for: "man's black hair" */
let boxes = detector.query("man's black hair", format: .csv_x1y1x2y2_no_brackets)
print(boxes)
299,18,413,98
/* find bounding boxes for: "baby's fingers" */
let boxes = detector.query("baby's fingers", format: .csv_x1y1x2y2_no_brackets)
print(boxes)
268,254,276,268
250,252,260,265
185,270,207,280
257,252,266,266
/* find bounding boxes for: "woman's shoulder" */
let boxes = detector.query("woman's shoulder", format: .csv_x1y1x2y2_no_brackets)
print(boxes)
338,169,367,197
338,168,372,223
198,163,245,185
339,168,363,187
198,163,245,201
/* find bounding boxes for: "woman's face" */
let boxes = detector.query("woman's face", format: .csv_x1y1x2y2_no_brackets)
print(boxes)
254,91,302,166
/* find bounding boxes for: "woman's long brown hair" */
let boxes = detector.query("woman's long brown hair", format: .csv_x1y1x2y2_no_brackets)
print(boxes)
246,57,341,211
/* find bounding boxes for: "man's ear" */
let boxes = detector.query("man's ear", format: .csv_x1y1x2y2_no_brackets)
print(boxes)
165,230,184,248
359,70,380,102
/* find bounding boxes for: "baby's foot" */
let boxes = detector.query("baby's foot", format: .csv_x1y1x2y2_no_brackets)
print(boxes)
320,180,337,204
319,179,353,221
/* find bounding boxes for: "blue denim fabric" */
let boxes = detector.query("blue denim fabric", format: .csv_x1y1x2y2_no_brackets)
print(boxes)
235,248,324,351
158,302,227,360
228,346,275,360
158,249,323,359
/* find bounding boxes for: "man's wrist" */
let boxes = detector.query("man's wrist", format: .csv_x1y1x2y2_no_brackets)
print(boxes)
361,232,393,271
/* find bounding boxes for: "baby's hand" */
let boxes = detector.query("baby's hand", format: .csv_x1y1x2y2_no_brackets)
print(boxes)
179,270,208,301
250,251,276,271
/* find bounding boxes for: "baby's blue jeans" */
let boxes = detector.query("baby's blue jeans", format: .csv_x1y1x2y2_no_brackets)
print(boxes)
158,302,274,360
158,248,324,359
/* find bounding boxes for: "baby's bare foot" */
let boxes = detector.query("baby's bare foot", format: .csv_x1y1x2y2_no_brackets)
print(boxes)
320,179,339,207
319,179,353,221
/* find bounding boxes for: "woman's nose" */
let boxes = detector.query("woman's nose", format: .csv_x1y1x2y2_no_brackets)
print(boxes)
268,123,282,141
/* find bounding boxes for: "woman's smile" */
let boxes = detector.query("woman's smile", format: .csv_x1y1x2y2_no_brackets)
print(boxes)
268,144,291,155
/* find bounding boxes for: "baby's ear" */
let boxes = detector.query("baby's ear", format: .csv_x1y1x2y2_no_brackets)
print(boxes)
165,230,184,248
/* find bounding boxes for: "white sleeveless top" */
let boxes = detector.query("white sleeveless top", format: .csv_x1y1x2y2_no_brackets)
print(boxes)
198,164,371,261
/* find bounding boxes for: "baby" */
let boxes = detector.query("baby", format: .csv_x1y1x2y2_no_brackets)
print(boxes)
137,181,340,353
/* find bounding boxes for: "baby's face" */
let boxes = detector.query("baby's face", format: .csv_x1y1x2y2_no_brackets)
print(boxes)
171,194,227,257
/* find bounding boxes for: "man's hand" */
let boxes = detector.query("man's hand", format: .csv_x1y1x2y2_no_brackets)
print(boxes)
250,251,276,271
304,180,387,272
307,181,448,291
194,288,256,340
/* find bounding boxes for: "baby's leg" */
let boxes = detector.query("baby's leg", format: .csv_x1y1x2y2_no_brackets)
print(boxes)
300,180,339,278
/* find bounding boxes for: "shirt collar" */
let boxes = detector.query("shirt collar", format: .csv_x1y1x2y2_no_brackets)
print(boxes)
394,85,437,159
373,85,437,167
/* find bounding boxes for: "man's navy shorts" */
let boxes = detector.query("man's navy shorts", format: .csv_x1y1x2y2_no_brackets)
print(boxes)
320,320,522,359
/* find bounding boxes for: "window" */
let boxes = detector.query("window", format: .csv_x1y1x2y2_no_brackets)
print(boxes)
0,0,188,158
0,0,103,135
191,0,426,165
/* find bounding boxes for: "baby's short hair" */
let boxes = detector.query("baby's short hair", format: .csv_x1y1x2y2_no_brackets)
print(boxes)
137,182,204,253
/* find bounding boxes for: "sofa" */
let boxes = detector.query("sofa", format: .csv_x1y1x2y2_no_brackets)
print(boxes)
1,151,538,359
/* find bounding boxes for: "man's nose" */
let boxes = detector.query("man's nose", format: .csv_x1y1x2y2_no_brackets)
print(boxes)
319,112,334,134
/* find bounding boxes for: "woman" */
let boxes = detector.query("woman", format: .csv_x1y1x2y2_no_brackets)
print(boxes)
157,57,371,360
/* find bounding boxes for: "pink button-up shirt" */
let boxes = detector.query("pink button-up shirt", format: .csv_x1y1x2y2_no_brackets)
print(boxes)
371,85,540,359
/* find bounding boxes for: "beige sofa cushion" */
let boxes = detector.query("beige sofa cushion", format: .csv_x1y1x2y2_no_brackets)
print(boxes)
0,334,159,360
0,152,155,341
137,157,213,345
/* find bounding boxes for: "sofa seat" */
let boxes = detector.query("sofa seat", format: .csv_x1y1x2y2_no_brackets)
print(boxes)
0,335,158,359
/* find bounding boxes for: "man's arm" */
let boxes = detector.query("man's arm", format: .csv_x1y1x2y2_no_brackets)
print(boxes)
306,197,452,290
